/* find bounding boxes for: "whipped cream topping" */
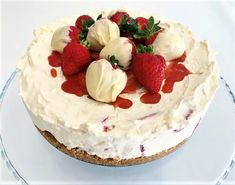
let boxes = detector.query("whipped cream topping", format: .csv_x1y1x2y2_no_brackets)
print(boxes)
87,18,120,51
100,37,133,68
152,29,186,61
86,59,127,103
51,26,71,53
18,11,219,159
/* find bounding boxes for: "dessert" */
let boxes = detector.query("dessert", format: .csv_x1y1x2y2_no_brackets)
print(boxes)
18,10,219,166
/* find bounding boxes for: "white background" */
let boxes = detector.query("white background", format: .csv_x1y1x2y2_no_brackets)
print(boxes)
1,0,235,184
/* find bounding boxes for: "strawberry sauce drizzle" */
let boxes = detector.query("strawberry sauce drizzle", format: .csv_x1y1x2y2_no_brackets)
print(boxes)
110,97,133,109
50,68,57,78
162,52,191,93
140,92,161,104
48,51,62,67
61,72,88,96
48,49,190,108
121,71,141,94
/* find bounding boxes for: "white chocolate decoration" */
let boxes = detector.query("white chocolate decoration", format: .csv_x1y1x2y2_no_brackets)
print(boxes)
86,59,127,103
87,18,120,51
152,30,186,61
51,26,71,53
100,37,133,68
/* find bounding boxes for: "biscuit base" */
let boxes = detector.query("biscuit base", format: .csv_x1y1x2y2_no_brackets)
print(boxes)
37,128,187,166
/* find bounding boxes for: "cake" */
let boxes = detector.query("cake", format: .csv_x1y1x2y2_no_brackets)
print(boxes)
18,10,219,166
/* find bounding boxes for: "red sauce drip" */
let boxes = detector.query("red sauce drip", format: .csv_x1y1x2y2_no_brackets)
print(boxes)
122,71,141,94
48,51,62,67
61,72,87,96
170,51,187,63
162,62,191,93
50,68,57,78
140,92,161,104
110,97,133,109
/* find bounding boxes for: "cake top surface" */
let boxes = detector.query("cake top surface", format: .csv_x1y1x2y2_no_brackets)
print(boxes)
18,10,219,138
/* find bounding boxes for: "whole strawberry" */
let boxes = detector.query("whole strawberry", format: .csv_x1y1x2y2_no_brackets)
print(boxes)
132,53,166,93
62,42,90,75
109,11,129,25
75,15,94,31
135,17,148,30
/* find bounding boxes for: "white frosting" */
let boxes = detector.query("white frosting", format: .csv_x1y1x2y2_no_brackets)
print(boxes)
100,37,133,68
18,11,219,159
87,18,120,51
51,26,71,53
86,59,127,103
152,29,186,61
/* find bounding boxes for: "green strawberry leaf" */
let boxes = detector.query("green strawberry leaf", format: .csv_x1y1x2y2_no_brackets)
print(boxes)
148,16,154,28
82,19,94,32
137,44,154,54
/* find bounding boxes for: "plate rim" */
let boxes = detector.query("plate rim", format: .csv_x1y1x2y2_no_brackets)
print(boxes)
0,70,234,185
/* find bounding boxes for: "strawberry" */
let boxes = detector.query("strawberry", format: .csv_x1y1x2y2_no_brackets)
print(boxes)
146,32,158,45
134,16,161,40
62,42,91,75
128,39,137,57
135,17,148,30
109,11,129,25
75,15,94,31
132,53,166,93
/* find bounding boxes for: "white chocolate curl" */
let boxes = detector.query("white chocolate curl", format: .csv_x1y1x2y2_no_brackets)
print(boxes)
51,26,71,53
152,30,186,61
100,37,133,69
87,18,120,51
86,59,127,103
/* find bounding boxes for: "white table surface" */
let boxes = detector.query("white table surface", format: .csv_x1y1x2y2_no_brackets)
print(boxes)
1,0,234,184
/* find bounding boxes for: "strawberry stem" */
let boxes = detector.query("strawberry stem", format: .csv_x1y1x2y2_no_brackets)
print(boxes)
108,55,119,67
137,44,154,54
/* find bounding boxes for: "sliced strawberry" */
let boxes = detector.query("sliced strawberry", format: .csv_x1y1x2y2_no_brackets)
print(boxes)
132,53,166,93
62,42,91,75
110,11,129,25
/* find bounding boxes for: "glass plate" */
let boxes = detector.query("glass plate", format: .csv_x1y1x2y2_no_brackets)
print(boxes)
1,70,235,185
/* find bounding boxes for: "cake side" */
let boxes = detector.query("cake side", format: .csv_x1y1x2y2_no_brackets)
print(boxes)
37,128,187,166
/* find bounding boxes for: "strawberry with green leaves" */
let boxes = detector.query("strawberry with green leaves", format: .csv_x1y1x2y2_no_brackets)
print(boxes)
75,15,94,45
109,11,130,25
132,44,167,93
75,15,94,31
135,17,148,30
134,16,161,41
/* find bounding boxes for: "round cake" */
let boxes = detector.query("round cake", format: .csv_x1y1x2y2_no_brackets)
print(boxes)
18,10,219,166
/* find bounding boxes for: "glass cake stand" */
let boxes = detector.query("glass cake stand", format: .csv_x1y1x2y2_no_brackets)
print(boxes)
1,69,235,185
